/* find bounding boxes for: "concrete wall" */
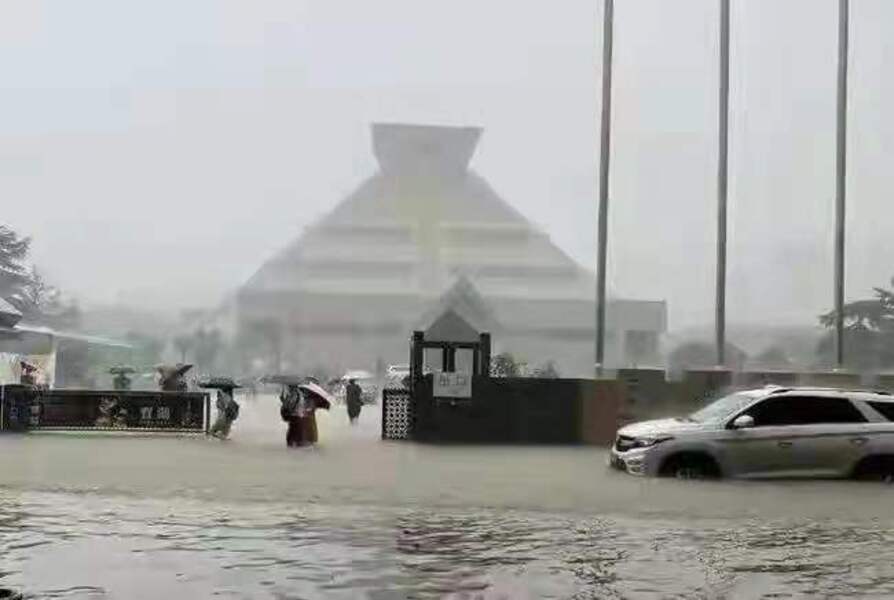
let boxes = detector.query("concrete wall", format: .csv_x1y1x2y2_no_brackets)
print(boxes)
399,369,894,447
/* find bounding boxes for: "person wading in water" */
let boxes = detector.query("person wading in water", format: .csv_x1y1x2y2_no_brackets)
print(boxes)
279,381,332,447
345,378,363,424
280,384,305,447
210,386,240,439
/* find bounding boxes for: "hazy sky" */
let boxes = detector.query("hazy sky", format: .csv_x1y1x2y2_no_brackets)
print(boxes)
2,0,892,330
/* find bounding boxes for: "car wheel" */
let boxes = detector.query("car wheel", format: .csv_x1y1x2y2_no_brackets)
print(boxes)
852,455,894,483
661,453,721,480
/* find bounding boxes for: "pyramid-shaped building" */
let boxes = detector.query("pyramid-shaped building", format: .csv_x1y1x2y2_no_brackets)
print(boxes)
235,123,666,376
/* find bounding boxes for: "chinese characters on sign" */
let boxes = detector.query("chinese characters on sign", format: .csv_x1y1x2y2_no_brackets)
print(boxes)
139,405,172,423
433,372,472,398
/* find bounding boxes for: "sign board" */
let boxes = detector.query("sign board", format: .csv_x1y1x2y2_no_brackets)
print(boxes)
433,371,472,398
0,386,209,433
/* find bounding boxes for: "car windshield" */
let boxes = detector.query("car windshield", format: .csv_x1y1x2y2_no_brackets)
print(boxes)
687,392,756,424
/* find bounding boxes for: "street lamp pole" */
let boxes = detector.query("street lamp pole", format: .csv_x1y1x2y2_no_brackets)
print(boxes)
834,0,849,368
715,0,731,368
595,0,614,376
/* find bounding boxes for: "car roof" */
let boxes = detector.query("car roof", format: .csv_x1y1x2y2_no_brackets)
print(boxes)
744,386,894,401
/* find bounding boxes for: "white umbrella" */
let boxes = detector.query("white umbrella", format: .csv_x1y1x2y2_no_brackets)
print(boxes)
299,382,335,410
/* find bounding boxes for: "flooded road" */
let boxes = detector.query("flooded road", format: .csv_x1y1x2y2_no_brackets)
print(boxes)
2,396,894,599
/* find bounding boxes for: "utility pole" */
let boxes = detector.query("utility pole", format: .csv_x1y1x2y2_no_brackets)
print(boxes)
715,0,731,367
834,0,850,368
595,0,614,376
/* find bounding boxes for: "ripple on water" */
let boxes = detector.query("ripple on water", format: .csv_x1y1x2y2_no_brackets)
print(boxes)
2,489,894,598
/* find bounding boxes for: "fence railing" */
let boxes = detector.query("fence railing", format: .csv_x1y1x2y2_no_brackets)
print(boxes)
382,388,413,440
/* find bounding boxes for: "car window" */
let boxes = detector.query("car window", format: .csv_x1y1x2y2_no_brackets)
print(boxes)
867,401,894,421
743,396,867,426
688,392,756,423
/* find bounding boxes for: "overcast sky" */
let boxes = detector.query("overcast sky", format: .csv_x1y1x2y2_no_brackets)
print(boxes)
2,0,892,330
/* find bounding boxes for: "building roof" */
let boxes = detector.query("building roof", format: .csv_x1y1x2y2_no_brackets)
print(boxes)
241,123,598,303
0,298,22,328
416,277,499,342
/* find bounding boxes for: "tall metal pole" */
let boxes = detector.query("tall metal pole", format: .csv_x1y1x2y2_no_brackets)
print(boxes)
715,0,731,367
834,0,849,368
595,0,614,375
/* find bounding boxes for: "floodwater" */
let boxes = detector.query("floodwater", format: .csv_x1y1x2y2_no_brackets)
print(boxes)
2,396,894,599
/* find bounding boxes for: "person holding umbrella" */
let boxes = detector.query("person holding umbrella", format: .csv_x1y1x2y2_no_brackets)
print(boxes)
278,378,332,447
19,360,38,386
280,383,305,447
200,377,241,440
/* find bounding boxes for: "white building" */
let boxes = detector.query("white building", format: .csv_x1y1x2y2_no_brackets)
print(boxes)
234,123,667,377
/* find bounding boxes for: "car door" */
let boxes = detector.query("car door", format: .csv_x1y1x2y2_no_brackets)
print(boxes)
776,396,869,477
721,396,801,478
725,395,868,478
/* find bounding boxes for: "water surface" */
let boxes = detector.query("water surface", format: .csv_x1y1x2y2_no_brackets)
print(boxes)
2,396,893,598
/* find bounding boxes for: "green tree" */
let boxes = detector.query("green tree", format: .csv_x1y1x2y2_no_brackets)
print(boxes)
1,226,80,329
818,278,894,369
0,225,32,301
490,352,525,378
14,267,80,329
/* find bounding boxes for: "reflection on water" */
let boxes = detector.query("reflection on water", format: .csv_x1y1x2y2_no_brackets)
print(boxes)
1,397,894,598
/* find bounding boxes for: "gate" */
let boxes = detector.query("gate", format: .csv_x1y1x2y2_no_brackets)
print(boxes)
381,387,414,440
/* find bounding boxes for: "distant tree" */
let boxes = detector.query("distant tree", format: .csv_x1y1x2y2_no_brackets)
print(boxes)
1,226,80,330
0,225,31,301
818,278,894,369
668,341,747,371
12,267,80,330
490,352,525,378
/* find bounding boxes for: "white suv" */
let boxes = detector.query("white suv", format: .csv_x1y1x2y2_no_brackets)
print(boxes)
610,386,894,480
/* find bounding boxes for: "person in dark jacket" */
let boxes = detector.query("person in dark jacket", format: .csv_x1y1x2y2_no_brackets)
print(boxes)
280,384,305,447
345,379,363,424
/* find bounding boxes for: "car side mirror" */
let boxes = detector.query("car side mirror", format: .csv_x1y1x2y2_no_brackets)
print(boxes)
732,415,754,429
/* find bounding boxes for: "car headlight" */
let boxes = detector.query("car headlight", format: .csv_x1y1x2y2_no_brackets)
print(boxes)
632,436,674,448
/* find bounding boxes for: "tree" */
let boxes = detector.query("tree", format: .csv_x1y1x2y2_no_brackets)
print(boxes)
1,226,80,330
490,352,525,378
0,225,32,301
668,341,747,371
11,267,80,330
818,278,894,369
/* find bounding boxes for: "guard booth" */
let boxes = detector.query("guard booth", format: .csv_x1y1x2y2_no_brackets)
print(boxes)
382,302,492,441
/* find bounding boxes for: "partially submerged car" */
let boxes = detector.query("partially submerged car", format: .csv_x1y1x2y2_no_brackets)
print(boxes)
610,386,894,480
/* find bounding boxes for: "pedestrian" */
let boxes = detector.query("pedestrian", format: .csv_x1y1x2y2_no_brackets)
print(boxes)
346,378,363,424
210,387,240,439
19,361,38,386
280,384,305,447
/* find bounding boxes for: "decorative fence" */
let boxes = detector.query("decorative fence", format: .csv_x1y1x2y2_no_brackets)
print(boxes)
0,385,210,433
381,388,414,440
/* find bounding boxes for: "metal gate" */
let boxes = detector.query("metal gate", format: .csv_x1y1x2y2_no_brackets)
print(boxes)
381,388,414,440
